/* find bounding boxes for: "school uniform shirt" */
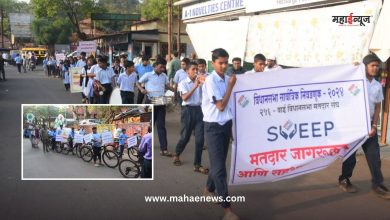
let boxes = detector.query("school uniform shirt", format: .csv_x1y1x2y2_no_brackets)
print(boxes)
178,77,202,106
138,71,169,98
76,59,86,67
14,56,22,64
173,69,188,84
264,65,282,72
119,133,128,146
201,71,233,125
244,70,262,75
135,64,153,79
95,67,115,84
63,71,70,84
367,78,384,120
117,72,137,92
90,64,101,75
92,133,102,148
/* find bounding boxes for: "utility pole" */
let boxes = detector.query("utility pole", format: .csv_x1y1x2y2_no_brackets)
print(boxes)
1,7,4,48
177,6,181,55
167,0,173,60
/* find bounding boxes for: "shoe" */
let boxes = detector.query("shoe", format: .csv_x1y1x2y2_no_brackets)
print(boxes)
223,211,240,220
378,184,389,192
94,164,100,167
338,179,358,193
99,162,104,166
373,186,390,200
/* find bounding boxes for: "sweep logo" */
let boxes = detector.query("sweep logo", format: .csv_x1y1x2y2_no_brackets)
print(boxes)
267,120,334,142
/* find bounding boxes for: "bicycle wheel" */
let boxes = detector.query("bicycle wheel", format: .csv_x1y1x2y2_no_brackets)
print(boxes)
118,159,140,178
80,146,93,162
54,142,62,153
102,150,119,168
74,144,81,157
127,147,140,163
62,143,70,155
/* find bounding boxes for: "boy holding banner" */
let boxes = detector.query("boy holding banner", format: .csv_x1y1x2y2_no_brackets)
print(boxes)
245,53,266,74
91,127,103,167
338,54,389,199
202,48,239,220
118,129,128,159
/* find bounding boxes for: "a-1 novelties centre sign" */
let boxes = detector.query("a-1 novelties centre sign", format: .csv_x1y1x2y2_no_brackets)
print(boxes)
230,64,370,185
182,0,246,20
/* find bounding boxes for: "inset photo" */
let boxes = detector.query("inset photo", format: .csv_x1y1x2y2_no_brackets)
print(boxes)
21,104,153,180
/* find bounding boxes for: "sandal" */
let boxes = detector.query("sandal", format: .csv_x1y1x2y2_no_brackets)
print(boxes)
160,150,173,157
194,166,209,174
173,156,182,166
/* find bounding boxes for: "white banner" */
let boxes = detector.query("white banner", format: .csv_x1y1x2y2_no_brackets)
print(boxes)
230,64,370,185
55,134,63,142
83,134,92,143
70,67,83,93
186,17,250,64
102,131,113,145
127,136,138,148
74,133,84,144
245,0,382,67
246,0,328,13
55,53,66,61
78,41,97,53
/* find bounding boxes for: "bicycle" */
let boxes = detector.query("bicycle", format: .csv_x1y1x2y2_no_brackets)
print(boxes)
118,146,144,178
79,143,119,168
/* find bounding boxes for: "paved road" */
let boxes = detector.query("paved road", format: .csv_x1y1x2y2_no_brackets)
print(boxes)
1,66,390,220
22,138,124,179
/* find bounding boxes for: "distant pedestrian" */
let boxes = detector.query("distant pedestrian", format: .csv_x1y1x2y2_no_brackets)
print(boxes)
14,54,23,73
0,56,6,81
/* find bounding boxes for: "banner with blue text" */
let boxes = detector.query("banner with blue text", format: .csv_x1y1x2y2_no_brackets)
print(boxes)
230,64,370,185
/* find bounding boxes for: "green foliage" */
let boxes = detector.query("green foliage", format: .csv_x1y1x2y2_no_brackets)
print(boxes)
140,0,179,22
32,17,73,45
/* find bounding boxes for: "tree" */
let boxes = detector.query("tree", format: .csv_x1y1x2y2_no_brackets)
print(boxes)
140,0,179,22
32,17,73,55
31,0,103,40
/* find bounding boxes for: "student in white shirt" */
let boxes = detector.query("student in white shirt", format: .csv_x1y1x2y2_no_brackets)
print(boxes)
338,54,390,199
245,53,266,75
95,56,115,104
201,48,239,220
173,61,208,174
117,61,137,104
173,58,190,106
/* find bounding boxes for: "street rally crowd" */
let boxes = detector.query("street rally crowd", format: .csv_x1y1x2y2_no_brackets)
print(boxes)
17,45,389,220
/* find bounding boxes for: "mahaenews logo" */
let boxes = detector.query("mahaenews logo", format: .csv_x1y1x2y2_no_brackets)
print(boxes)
332,13,371,26
238,95,249,108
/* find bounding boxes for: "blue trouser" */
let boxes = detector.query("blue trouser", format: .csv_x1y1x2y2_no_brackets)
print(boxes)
175,106,204,166
340,133,384,188
119,145,125,158
146,99,167,151
205,120,232,208
141,159,152,178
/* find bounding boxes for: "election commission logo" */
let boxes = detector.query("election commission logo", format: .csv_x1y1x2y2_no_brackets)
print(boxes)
348,84,361,96
238,95,250,108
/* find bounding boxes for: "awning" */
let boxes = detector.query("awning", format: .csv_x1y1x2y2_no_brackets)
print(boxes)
174,0,199,6
369,0,390,62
